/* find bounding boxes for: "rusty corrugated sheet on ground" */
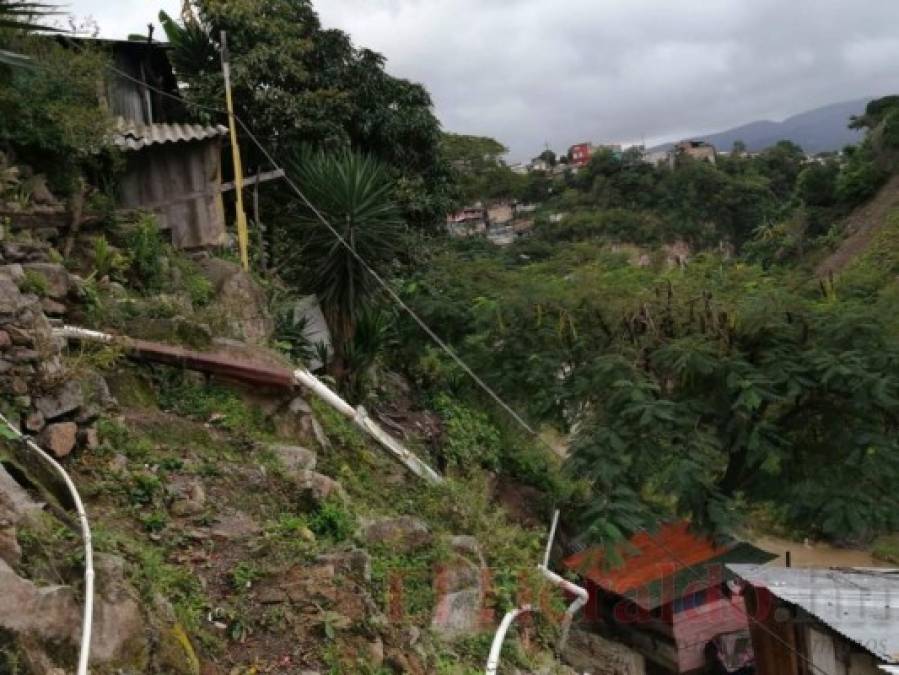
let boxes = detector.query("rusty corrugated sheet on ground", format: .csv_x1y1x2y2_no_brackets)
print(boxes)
119,336,296,389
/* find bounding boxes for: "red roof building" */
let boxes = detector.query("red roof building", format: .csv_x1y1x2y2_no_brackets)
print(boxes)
568,142,593,168
564,521,775,673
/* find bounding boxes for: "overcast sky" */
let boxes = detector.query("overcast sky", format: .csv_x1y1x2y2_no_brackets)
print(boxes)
69,0,899,161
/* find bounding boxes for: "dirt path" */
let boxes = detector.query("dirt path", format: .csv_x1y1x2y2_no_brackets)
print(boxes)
816,173,899,276
752,535,890,568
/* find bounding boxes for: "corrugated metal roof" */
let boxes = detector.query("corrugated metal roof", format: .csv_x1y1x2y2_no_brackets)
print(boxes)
113,119,228,151
728,565,899,665
563,522,775,610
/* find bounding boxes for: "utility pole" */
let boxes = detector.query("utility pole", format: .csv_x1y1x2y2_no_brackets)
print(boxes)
220,31,250,271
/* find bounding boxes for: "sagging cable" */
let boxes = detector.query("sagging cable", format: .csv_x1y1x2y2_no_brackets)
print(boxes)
0,412,94,675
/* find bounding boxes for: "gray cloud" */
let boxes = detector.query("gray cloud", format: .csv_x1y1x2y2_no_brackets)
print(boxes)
70,0,899,161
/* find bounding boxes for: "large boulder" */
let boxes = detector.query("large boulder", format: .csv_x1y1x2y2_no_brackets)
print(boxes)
34,380,84,421
431,535,489,640
0,558,80,642
295,470,345,504
37,421,78,458
270,444,317,474
198,259,273,345
0,464,43,565
21,263,71,299
166,476,207,517
90,553,149,667
361,516,431,552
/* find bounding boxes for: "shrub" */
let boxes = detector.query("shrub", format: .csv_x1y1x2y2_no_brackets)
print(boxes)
93,235,130,280
126,214,166,293
433,394,502,471
0,36,115,194
308,500,354,541
19,268,49,296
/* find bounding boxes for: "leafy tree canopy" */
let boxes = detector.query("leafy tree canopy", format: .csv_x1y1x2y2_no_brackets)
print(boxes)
160,0,452,228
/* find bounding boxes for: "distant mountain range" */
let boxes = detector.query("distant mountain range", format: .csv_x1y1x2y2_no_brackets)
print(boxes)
651,98,870,154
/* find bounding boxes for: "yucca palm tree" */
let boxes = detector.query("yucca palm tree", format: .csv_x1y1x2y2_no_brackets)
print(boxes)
158,10,218,79
283,149,405,370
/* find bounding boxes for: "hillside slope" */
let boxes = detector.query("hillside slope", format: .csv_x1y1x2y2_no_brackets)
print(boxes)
817,174,899,276
0,223,576,674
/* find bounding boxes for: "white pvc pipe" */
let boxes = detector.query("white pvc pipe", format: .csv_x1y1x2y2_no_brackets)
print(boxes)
485,605,535,675
538,564,589,653
292,367,356,418
54,326,443,484
0,412,93,675
543,509,560,568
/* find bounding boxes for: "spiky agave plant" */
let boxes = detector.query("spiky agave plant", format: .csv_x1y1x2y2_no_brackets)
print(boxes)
284,149,405,371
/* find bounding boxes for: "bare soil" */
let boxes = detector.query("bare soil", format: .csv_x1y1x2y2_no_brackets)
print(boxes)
752,535,890,568
816,174,899,276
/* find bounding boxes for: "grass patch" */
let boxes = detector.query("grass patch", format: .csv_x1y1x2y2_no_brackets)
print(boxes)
156,371,272,438
873,534,899,564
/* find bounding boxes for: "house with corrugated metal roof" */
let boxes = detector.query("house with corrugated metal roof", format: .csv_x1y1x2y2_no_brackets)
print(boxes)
65,37,230,249
727,565,899,675
563,521,775,674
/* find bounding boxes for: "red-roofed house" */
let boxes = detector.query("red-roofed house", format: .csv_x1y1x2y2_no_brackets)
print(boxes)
563,521,775,673
568,142,594,168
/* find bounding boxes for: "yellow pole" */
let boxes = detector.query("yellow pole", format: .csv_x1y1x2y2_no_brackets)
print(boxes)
220,30,250,271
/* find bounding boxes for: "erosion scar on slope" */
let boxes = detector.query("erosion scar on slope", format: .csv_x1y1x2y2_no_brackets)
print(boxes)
816,173,899,276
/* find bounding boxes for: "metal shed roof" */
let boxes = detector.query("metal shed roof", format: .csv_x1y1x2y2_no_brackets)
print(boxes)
728,565,899,665
113,119,229,151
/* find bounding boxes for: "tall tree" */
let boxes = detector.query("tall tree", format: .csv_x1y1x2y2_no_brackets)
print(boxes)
159,0,452,228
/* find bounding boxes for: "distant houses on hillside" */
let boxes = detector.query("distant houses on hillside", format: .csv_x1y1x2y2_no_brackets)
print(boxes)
446,201,538,244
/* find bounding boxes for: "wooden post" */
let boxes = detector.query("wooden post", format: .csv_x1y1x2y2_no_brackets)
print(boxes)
253,166,267,274
220,30,250,271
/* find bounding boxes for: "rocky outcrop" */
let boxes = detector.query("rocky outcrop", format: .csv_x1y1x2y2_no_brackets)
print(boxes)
37,421,77,458
562,628,646,675
431,535,489,639
270,443,317,474
90,553,149,667
0,557,80,642
198,259,273,345
362,516,431,552
0,463,43,565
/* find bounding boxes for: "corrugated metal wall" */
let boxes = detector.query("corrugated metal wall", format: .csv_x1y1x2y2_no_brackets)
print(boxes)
118,139,226,249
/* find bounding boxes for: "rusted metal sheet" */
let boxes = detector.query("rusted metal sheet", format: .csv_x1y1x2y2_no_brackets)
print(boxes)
125,336,296,389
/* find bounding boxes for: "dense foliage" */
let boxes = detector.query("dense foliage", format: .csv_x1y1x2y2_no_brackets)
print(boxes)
394,98,899,548
160,1,453,228
0,35,114,193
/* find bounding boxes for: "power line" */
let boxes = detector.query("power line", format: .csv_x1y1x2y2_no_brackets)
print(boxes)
95,52,552,447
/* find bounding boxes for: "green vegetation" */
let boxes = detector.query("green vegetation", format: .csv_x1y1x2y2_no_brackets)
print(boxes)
281,150,404,361
159,0,453,228
0,35,115,194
